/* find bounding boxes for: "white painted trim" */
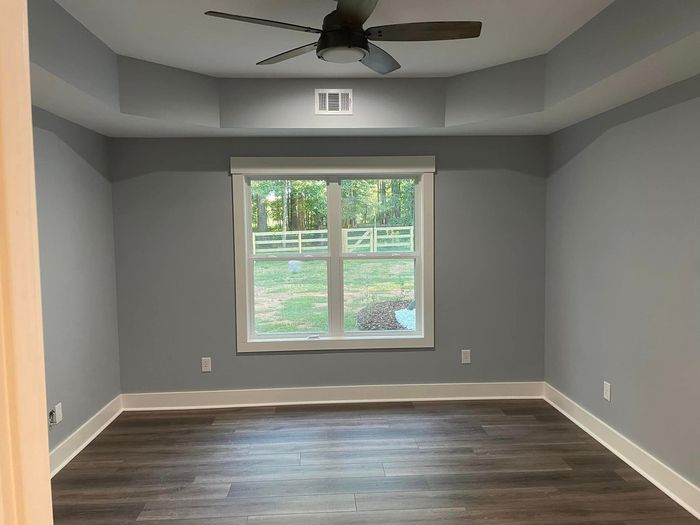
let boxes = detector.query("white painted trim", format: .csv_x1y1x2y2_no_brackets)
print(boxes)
231,159,435,353
544,383,700,520
48,382,542,477
236,335,435,353
45,380,700,521
49,395,123,477
122,382,545,411
327,180,343,335
231,173,250,354
419,171,435,347
230,156,436,176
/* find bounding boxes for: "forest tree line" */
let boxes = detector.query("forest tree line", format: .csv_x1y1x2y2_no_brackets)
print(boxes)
250,179,415,233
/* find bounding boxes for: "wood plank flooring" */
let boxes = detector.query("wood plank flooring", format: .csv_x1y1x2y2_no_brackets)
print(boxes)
51,400,697,524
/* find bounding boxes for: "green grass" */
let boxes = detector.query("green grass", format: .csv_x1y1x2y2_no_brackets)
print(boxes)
253,259,414,334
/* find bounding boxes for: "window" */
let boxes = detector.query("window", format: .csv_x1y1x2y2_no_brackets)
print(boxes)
231,157,434,352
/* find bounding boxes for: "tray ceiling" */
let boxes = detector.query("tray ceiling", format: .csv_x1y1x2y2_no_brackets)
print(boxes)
56,0,610,78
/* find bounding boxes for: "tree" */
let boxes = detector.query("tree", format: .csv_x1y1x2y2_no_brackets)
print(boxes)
283,180,290,231
255,194,268,231
391,179,403,222
251,178,412,234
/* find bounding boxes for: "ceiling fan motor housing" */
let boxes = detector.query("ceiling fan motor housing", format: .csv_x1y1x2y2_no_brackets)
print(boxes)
316,10,369,63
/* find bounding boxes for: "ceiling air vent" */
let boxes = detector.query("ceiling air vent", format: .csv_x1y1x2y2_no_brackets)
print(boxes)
315,89,353,115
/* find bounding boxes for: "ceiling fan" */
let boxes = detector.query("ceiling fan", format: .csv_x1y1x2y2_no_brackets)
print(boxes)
205,0,482,74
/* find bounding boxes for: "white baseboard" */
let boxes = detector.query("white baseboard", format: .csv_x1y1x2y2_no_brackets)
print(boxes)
120,381,545,411
49,394,122,477
49,382,541,477
47,379,699,521
544,383,700,520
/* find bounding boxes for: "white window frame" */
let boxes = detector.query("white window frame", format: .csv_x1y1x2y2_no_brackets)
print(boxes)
231,156,435,353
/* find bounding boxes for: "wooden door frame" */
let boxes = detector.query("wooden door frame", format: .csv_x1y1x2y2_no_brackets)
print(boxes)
0,0,54,523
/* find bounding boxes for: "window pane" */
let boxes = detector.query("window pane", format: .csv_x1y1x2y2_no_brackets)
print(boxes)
341,178,415,253
253,260,328,335
250,179,328,255
343,259,416,331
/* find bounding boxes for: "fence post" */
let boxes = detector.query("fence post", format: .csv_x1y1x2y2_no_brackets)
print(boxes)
298,231,302,253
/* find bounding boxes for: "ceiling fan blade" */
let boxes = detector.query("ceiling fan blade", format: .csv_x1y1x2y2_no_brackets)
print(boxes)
335,0,379,25
257,43,318,65
205,11,321,34
360,43,400,75
366,21,482,41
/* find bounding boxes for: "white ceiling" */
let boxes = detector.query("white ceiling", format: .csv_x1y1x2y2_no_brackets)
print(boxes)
56,0,611,78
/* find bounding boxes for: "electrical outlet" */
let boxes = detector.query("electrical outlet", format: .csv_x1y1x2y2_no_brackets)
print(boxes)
48,402,63,430
201,357,212,373
603,381,611,402
461,349,471,364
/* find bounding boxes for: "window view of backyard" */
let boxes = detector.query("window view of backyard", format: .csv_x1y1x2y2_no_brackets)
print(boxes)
251,179,328,255
253,259,328,334
341,178,415,253
253,259,415,334
250,178,417,335
343,259,415,332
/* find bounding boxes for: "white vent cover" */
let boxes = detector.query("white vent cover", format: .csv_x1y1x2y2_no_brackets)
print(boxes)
315,89,353,115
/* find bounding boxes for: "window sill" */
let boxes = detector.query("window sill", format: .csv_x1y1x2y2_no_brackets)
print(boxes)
236,334,434,353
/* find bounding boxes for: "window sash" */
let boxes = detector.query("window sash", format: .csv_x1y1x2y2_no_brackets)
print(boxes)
231,157,434,352
248,256,421,335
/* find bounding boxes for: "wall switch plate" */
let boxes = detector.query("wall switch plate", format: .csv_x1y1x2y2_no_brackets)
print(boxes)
201,357,212,373
461,349,471,364
603,381,611,402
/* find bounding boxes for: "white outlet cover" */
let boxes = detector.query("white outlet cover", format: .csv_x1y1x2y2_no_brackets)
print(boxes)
201,357,212,373
55,402,63,423
603,381,611,402
461,349,471,364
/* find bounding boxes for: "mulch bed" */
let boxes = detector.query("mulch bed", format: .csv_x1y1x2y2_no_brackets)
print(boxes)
356,300,412,331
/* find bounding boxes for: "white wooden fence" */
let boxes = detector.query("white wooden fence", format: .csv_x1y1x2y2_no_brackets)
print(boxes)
252,226,414,254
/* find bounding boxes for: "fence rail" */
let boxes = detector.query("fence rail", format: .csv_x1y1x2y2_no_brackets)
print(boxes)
252,226,414,254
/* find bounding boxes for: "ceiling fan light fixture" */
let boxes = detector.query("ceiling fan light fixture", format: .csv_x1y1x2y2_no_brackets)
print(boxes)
317,45,368,63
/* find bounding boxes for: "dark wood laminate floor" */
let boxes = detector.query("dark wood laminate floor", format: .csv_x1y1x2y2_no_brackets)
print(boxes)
51,400,697,524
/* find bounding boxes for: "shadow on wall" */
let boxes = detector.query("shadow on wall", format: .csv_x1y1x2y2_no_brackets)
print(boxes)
549,73,700,173
106,136,548,182
32,107,110,178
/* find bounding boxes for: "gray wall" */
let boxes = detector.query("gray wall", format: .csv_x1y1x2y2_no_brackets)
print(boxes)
33,108,121,449
217,78,447,130
546,77,700,485
118,56,220,128
446,56,544,126
109,136,547,393
544,0,700,106
28,0,119,109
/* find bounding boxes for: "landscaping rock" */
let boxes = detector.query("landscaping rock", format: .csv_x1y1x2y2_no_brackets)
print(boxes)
356,300,412,331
